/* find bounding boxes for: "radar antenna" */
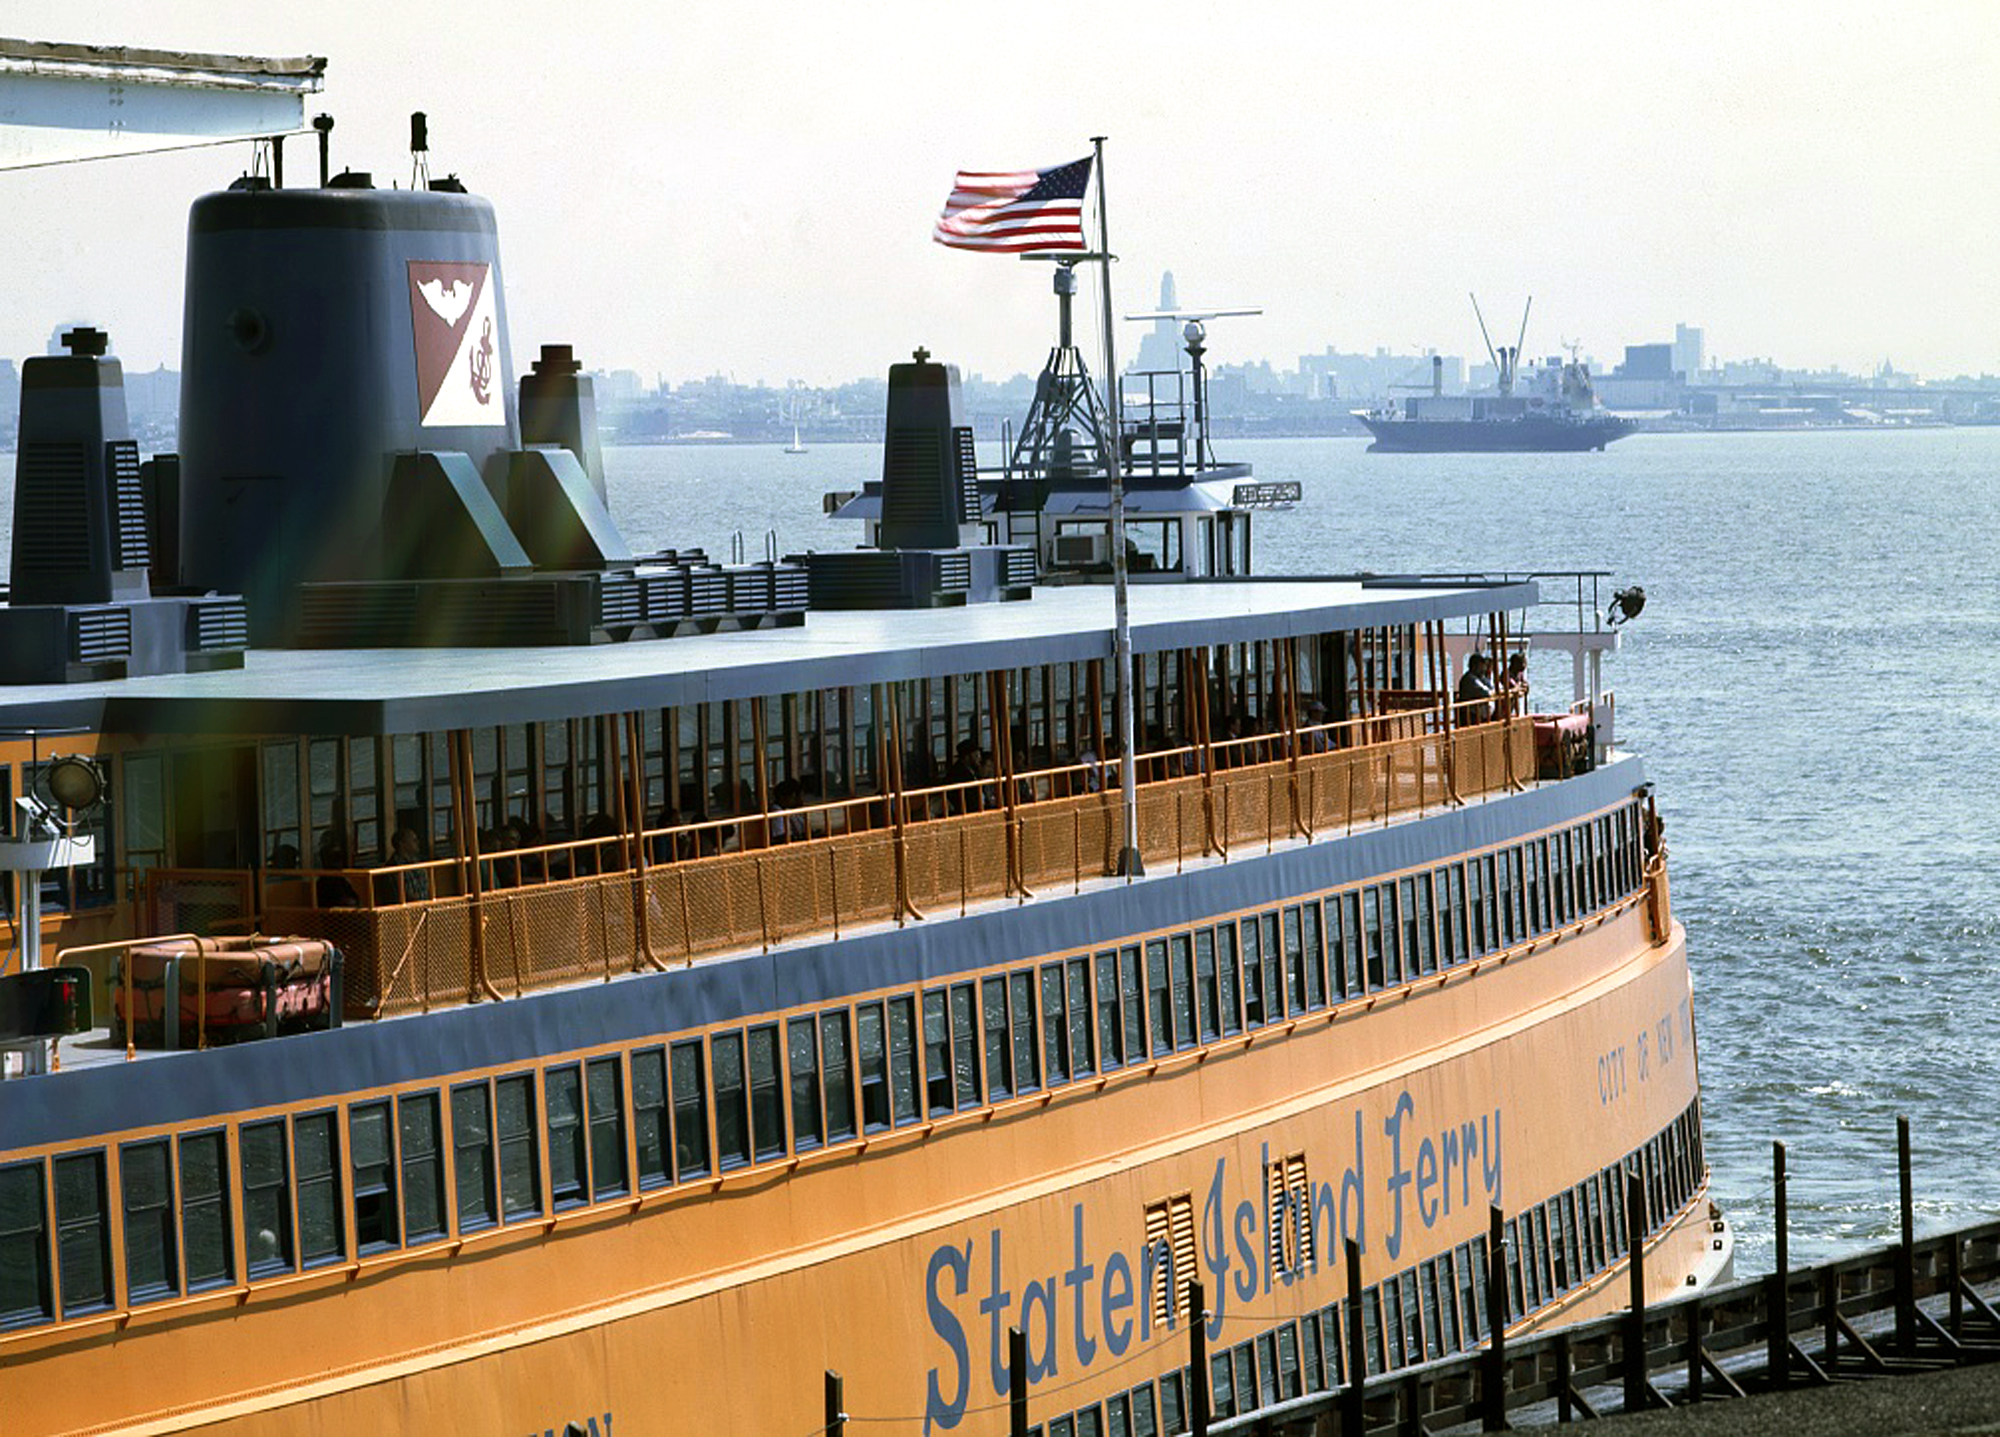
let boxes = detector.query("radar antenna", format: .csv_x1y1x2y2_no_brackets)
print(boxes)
1122,305,1261,467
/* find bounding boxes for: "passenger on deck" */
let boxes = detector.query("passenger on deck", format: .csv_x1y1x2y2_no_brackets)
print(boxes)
383,826,429,902
1505,653,1530,715
1457,653,1495,725
315,833,360,908
1304,700,1332,753
945,739,983,814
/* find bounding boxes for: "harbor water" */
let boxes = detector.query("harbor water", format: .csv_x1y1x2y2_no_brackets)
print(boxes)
7,427,1998,1274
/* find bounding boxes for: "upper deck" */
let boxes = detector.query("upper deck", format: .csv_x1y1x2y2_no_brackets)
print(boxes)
0,574,1536,738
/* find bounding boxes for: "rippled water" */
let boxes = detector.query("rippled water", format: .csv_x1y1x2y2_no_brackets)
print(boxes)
598,429,2000,1274
7,427,1997,1271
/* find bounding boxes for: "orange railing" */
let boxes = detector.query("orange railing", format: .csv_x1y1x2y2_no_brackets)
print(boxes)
138,706,1536,1020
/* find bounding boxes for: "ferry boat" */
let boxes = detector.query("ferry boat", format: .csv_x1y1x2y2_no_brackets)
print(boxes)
0,120,1729,1437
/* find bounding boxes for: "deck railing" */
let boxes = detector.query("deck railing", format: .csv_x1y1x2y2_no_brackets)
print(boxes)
140,709,1536,1019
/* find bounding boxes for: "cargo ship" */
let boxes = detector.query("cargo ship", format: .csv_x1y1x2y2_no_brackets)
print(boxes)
1357,298,1638,453
0,72,1726,1437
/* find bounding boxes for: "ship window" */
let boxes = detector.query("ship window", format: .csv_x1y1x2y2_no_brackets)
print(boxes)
949,983,981,1107
670,1041,711,1178
1216,921,1241,1033
497,1073,543,1220
1066,958,1094,1077
122,751,168,878
1325,893,1354,999
1241,919,1267,1024
744,1027,786,1161
819,1013,854,1142
1094,953,1123,1069
1051,1417,1073,1437
1169,935,1195,1048
1466,860,1488,955
1383,1273,1409,1369
1302,902,1326,1006
293,1111,344,1267
1209,1351,1234,1417
1361,1286,1385,1375
1160,1370,1187,1431
120,1138,178,1303
1010,970,1041,1092
1302,1310,1325,1390
1145,940,1172,1055
1461,1239,1487,1342
1258,914,1283,1017
1360,887,1384,990
1131,1379,1159,1435
1571,829,1590,917
981,977,1013,1098
452,1081,500,1226
1041,965,1070,1083
1497,850,1519,945
886,998,921,1128
923,991,954,1116
402,1093,447,1241
784,1021,823,1152
1419,1261,1443,1360
1504,1217,1524,1321
853,1005,889,1133
714,1030,753,1163
1107,1390,1132,1437
1232,1342,1257,1412
178,1132,232,1290
240,1120,295,1277
348,1100,400,1250
1402,877,1434,976
1438,866,1464,967
0,1160,51,1327
586,1057,630,1196
1194,930,1220,1040
545,1064,589,1204
1531,1205,1553,1307
1283,907,1307,1012
1117,945,1145,1061
1564,1189,1585,1287
630,1048,671,1186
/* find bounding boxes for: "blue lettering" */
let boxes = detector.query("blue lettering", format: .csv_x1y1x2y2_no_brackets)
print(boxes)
1458,1121,1479,1212
1417,1137,1439,1227
1202,1158,1230,1339
1101,1250,1134,1355
1062,1205,1097,1369
1312,1180,1338,1272
1383,1091,1415,1261
1482,1111,1504,1207
1021,1278,1058,1382
924,1242,971,1434
1261,1144,1274,1296
1441,1127,1460,1215
1232,1200,1258,1303
978,1228,1013,1397
1341,1109,1367,1256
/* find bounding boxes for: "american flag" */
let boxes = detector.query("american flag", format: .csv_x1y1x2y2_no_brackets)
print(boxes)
932,156,1094,253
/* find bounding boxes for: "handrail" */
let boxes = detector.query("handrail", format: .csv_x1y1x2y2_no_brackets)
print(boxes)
53,932,201,1061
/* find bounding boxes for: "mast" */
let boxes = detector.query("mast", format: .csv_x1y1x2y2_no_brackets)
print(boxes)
1092,135,1142,878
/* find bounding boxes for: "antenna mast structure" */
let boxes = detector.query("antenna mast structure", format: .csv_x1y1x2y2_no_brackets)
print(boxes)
1006,258,1113,482
1122,306,1261,468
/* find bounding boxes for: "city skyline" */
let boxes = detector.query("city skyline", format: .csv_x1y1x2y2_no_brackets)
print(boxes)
6,2,1999,385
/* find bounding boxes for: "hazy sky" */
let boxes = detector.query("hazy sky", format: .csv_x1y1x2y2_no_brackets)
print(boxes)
8,1,2000,385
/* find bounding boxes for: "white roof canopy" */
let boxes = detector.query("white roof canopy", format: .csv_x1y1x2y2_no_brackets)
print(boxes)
0,37,324,170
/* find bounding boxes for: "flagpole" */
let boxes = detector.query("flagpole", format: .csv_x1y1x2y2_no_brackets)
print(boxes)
1091,135,1143,879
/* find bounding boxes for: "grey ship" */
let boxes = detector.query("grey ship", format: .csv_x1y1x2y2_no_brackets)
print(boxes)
1357,297,1637,453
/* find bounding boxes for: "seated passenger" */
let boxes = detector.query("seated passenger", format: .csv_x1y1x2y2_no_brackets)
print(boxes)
378,826,429,903
314,833,360,908
1457,653,1495,726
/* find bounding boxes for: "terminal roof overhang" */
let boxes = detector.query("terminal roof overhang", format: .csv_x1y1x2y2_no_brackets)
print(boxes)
0,577,1537,739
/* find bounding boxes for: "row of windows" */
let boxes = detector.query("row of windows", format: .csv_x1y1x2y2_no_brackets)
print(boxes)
1040,1099,1707,1434
0,803,1648,1330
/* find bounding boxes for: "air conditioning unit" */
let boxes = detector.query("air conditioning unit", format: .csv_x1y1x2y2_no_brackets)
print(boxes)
1051,532,1108,567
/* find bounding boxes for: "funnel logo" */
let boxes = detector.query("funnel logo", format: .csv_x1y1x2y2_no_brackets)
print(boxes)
408,260,505,428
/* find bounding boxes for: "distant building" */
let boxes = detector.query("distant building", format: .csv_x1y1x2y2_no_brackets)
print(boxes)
1616,344,1674,381
0,358,18,436
1128,272,1184,376
1672,324,1703,383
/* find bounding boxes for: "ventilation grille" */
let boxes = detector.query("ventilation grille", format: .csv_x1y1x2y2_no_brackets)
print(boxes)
598,572,643,627
1268,1152,1314,1276
70,607,131,663
189,597,249,651
106,440,150,571
880,428,941,529
686,567,727,616
1145,1191,1197,1331
1001,546,1038,587
12,442,90,574
953,425,979,524
771,567,809,611
935,552,971,591
643,570,689,623
728,568,772,612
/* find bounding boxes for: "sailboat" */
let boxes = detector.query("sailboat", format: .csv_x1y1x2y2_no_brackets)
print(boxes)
784,389,808,453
